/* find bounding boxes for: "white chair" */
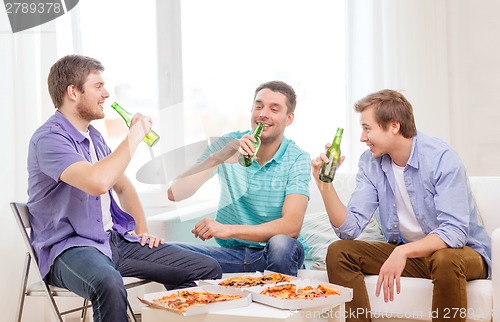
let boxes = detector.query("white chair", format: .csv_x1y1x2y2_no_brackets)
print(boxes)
11,201,152,322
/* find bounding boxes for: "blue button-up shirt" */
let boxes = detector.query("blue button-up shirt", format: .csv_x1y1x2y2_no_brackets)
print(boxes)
334,131,491,277
27,111,139,279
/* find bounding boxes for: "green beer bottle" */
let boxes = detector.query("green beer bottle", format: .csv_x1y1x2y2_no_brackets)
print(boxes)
319,127,344,183
111,102,160,147
238,122,264,167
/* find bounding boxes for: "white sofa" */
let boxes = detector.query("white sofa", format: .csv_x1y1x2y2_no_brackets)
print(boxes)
146,174,499,322
298,174,500,322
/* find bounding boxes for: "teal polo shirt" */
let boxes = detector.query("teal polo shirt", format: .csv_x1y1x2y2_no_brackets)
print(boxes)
200,131,311,248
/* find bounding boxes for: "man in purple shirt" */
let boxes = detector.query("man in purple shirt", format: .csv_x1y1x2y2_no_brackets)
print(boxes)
27,55,222,322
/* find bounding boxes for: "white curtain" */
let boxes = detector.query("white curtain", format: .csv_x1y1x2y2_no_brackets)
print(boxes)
345,0,452,172
345,0,500,176
0,8,82,321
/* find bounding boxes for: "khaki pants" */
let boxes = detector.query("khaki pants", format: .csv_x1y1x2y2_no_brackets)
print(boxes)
326,240,487,322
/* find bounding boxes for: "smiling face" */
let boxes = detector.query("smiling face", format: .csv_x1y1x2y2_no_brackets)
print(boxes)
360,105,399,158
75,71,109,122
251,88,294,144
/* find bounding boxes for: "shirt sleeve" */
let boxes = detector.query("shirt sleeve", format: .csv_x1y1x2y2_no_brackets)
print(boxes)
34,128,87,182
428,149,470,248
285,151,311,198
335,151,380,239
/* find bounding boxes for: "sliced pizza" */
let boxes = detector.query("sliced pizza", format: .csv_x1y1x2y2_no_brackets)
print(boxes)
152,290,241,312
218,273,292,288
260,283,341,299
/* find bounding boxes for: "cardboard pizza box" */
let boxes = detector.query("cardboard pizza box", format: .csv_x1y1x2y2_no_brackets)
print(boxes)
247,278,353,310
139,285,251,316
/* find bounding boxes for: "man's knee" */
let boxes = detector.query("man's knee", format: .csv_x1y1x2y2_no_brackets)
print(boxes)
265,235,304,265
265,235,304,275
267,234,297,251
267,235,304,259
92,271,126,294
204,257,223,279
429,248,465,277
326,239,353,262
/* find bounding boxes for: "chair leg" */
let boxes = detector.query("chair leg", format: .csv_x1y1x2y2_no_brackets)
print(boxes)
16,253,30,322
127,300,138,322
42,283,64,322
81,298,89,321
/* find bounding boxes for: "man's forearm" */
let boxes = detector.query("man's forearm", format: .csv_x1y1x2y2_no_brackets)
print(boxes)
397,234,448,258
317,182,348,228
224,194,307,242
226,217,302,243
168,154,221,201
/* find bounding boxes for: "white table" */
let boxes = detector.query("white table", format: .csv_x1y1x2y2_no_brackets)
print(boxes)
142,301,346,322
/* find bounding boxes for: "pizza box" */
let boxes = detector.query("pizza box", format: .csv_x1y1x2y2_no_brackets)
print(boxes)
138,285,252,316
199,270,297,288
247,278,353,310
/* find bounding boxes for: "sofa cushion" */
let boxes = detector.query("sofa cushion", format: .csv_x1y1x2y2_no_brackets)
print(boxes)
300,210,385,269
301,174,386,269
365,276,492,322
298,175,498,322
469,176,500,236
297,270,492,322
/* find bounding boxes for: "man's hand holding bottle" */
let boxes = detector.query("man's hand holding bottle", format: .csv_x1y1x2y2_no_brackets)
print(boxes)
210,138,241,165
238,133,260,162
312,143,346,185
128,113,153,145
209,125,263,166
313,127,345,184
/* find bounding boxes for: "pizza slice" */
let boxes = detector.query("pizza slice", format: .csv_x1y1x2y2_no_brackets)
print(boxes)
152,290,241,312
218,273,292,288
260,283,341,299
260,283,297,299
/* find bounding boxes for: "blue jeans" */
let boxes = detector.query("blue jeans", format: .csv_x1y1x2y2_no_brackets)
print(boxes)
176,234,305,276
47,230,222,322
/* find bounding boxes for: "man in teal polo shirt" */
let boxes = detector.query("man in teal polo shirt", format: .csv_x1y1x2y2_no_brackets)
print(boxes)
168,81,311,276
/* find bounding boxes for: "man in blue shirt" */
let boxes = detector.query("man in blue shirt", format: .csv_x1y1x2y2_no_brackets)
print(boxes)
168,81,311,276
27,55,222,322
312,89,490,322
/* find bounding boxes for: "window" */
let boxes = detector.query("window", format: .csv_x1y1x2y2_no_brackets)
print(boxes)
79,0,346,207
179,0,346,157
79,0,161,197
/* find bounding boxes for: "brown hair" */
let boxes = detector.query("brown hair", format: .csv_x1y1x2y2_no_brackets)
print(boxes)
254,80,297,114
47,55,104,109
354,89,417,138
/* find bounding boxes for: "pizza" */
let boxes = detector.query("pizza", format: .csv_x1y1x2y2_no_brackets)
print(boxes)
151,290,241,312
260,283,341,299
218,272,291,288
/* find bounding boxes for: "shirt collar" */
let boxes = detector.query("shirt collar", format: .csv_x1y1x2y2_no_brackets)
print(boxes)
380,132,419,172
54,110,98,143
406,132,419,169
269,136,290,164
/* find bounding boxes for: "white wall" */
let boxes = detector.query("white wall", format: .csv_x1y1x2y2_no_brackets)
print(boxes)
345,0,500,177
446,1,500,175
1,1,500,321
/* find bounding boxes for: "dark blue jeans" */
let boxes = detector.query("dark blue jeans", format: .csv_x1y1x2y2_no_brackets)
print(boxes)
175,234,305,276
47,230,222,322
